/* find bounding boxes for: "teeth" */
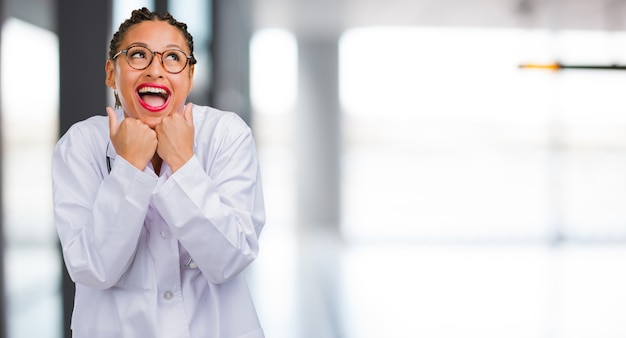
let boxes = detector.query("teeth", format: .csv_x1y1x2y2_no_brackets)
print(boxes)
138,87,168,95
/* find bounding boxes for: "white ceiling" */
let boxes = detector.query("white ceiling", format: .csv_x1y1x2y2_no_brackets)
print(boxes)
6,0,626,37
252,0,626,36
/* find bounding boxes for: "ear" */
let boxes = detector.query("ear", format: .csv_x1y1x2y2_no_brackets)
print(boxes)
105,59,116,89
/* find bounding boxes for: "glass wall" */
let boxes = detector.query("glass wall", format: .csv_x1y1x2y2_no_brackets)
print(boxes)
340,27,626,243
1,17,61,338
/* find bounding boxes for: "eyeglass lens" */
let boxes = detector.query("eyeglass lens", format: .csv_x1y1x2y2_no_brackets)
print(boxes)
126,46,188,73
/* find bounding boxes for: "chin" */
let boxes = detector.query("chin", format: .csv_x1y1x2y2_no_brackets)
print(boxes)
141,116,164,129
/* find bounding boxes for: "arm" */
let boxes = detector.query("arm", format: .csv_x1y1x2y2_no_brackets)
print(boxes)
153,113,265,284
52,119,158,289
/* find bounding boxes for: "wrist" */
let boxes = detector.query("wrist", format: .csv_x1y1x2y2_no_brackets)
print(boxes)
169,153,193,172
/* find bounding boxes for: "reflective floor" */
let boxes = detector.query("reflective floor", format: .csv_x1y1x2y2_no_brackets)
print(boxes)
8,230,626,338
249,231,626,338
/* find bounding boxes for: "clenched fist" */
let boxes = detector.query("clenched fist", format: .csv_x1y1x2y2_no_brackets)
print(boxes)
155,103,195,172
107,107,158,171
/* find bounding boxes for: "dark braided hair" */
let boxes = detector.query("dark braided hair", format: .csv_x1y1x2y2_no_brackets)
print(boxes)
108,7,197,65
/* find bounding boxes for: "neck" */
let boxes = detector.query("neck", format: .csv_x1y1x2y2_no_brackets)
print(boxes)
152,155,163,175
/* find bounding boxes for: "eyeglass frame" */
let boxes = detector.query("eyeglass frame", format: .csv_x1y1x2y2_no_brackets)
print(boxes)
111,44,196,74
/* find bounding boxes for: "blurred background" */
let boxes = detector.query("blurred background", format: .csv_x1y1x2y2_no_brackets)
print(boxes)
3,0,626,337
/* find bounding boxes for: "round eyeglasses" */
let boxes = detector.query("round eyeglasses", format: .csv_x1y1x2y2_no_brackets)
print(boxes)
112,45,195,74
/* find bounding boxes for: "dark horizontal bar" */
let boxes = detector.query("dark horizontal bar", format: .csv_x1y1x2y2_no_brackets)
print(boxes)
519,63,626,70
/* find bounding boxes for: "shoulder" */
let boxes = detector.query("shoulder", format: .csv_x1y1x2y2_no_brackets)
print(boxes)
192,104,251,135
55,115,109,150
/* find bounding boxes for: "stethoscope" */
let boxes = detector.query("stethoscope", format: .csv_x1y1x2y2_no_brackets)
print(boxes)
106,141,113,174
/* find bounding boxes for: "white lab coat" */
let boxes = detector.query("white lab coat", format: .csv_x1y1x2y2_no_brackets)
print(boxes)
52,105,266,338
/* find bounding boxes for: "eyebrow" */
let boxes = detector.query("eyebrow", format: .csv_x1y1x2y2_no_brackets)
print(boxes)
127,42,185,50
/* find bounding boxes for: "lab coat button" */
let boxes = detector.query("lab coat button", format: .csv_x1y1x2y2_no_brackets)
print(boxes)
160,230,171,239
163,291,174,300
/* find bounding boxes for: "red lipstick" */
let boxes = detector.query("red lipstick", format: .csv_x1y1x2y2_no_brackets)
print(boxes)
136,83,171,112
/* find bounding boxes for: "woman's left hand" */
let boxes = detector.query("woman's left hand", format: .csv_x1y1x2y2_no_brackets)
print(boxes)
155,103,195,172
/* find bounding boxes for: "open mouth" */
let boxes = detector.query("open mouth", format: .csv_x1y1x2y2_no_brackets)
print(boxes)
137,84,171,112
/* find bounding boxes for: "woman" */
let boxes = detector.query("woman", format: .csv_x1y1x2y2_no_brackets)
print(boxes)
52,7,266,338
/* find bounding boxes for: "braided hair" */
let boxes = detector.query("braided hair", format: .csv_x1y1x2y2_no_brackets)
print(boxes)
108,7,197,65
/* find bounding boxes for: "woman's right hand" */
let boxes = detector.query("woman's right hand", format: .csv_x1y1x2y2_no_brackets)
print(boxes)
107,107,158,171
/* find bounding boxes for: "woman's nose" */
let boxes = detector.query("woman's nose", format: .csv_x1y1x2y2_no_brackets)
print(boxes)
145,53,166,76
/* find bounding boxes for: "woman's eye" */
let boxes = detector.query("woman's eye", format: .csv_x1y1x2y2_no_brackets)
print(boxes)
164,52,181,61
129,50,147,59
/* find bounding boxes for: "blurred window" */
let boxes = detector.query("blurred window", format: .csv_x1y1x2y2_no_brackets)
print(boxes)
1,17,61,337
339,27,626,243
